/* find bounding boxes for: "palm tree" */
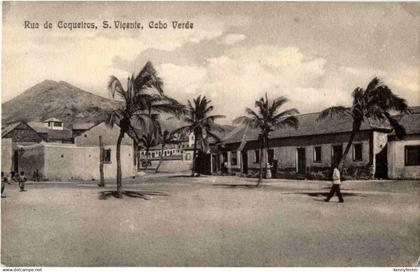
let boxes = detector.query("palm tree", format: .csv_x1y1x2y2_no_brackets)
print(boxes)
173,95,225,177
155,129,180,173
106,61,165,198
140,132,157,170
317,77,410,171
233,94,299,187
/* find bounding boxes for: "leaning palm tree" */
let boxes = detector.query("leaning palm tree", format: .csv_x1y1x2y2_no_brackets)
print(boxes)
233,94,299,187
173,95,225,177
317,77,410,170
106,61,165,198
155,129,180,173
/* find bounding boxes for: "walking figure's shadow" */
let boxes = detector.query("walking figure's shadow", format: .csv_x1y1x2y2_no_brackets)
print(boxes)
98,190,169,200
285,191,366,201
213,183,259,189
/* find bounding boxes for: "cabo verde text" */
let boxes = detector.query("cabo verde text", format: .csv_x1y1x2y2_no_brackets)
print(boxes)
24,20,193,30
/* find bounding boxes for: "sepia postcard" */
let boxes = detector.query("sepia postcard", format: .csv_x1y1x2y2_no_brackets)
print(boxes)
1,1,419,269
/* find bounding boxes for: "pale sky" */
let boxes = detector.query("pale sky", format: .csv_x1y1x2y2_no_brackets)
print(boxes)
2,2,419,124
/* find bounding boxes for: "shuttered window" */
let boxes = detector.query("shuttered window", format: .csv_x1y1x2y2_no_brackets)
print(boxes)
353,144,363,161
313,146,322,162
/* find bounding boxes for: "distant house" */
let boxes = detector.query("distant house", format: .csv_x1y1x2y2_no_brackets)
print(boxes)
71,122,97,137
17,122,137,181
2,121,44,145
44,117,64,130
28,118,73,143
1,121,44,173
140,144,182,160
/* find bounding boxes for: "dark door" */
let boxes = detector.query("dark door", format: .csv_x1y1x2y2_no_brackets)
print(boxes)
332,145,343,167
212,154,218,174
13,150,19,173
297,148,306,174
375,145,388,179
242,151,248,174
197,151,211,175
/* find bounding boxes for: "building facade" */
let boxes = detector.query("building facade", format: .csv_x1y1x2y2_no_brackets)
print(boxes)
218,111,403,180
1,121,44,173
17,122,137,181
387,109,420,179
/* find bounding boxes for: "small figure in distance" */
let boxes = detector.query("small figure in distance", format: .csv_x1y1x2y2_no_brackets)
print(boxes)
33,169,41,182
18,171,27,192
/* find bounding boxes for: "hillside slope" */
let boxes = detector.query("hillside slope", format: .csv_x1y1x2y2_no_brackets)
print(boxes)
2,80,120,125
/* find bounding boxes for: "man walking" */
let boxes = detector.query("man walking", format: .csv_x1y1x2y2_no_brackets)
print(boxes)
325,166,344,203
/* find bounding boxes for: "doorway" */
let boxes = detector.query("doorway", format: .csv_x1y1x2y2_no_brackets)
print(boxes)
375,145,388,178
297,148,306,174
13,150,19,173
242,151,248,175
332,145,343,167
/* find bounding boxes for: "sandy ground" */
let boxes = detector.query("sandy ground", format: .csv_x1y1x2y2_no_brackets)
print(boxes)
1,175,419,267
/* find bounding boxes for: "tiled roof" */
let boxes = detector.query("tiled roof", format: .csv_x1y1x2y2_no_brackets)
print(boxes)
47,128,73,140
27,121,73,140
27,121,49,133
2,122,22,137
390,111,420,136
72,122,97,130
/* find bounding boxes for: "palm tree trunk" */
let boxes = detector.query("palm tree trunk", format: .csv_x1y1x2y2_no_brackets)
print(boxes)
265,134,270,178
155,144,165,173
116,129,124,198
338,123,361,170
257,138,263,187
191,133,198,177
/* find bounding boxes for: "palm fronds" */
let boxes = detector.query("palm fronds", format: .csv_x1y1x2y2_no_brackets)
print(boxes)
317,106,352,121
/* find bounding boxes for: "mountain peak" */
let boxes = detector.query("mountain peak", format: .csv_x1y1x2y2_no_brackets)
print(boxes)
2,80,119,125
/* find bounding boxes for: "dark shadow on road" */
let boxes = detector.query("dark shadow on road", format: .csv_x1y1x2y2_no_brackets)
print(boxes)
284,191,367,199
213,183,260,189
98,190,169,200
167,174,209,179
167,175,193,179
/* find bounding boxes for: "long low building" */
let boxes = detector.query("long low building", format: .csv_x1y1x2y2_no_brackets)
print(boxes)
216,107,420,180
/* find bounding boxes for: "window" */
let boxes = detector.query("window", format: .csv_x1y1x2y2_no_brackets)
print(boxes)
231,152,238,166
103,149,111,163
353,143,363,161
405,145,420,166
186,153,191,160
255,150,260,163
53,122,62,127
313,146,322,162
